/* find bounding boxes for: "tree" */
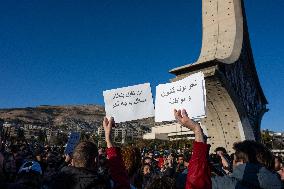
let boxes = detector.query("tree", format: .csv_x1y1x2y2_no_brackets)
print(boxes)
51,132,68,146
261,130,273,149
80,131,90,141
17,128,26,141
37,130,47,144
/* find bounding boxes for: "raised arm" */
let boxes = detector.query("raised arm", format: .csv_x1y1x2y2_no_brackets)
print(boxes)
174,109,211,189
103,117,130,189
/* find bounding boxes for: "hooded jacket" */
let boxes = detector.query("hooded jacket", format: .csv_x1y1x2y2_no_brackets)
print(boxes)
212,163,283,189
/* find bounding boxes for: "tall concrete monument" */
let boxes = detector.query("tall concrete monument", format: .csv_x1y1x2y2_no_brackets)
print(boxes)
170,0,267,153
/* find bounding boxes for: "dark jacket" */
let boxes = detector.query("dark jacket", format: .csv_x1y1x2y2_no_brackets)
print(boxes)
50,166,110,189
212,163,283,189
50,147,130,189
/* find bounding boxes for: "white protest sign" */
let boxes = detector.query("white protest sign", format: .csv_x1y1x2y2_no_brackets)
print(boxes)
65,132,80,155
155,72,206,122
103,83,155,123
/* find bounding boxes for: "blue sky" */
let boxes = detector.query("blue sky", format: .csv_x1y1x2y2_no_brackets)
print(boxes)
0,0,283,131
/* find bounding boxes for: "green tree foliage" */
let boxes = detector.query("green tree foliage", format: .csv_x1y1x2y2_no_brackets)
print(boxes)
261,129,273,149
51,132,68,146
37,130,47,144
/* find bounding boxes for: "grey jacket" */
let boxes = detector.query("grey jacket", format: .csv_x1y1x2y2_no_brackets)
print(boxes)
212,163,283,189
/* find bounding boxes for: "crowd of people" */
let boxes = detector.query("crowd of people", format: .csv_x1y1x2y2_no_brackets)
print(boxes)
0,109,283,189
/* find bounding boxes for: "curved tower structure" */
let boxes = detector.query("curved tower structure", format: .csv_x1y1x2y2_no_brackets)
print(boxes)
170,0,267,153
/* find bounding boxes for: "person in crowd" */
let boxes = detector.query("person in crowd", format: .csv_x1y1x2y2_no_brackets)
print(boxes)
142,157,153,166
3,152,17,182
275,156,284,185
214,146,232,174
174,109,211,189
176,154,186,173
11,145,24,172
121,146,142,189
145,176,176,189
160,153,175,177
50,116,130,189
0,150,5,182
141,163,155,189
97,153,109,179
175,108,283,189
274,156,283,172
277,164,284,185
212,140,282,189
3,160,43,189
148,152,154,160
34,148,46,174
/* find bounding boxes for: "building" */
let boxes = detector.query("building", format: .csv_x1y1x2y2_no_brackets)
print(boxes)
23,124,47,140
143,122,195,141
266,130,284,157
97,126,127,143
2,122,18,137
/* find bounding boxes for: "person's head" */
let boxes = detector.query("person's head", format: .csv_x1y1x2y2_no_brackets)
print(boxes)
278,166,284,181
143,157,152,165
153,153,160,160
146,176,176,189
274,156,283,171
177,154,184,164
34,149,42,162
148,152,154,159
215,147,227,155
142,163,152,176
72,141,98,169
121,146,141,177
98,148,104,155
233,140,274,170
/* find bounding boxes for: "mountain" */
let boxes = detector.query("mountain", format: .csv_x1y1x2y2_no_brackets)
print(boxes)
0,105,104,125
0,105,154,132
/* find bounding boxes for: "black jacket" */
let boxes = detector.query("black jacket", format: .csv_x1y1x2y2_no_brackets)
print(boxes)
50,166,111,189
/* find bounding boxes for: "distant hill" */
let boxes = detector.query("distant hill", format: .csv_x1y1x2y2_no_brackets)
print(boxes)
0,105,105,126
0,105,154,132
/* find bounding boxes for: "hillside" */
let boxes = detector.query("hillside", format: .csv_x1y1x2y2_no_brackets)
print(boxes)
0,105,154,132
0,105,105,125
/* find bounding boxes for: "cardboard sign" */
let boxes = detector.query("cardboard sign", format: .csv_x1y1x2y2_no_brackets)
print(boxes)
155,72,206,122
103,83,155,123
65,132,80,155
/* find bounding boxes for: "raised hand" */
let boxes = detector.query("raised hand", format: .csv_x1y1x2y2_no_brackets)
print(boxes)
174,109,204,143
174,109,200,132
103,117,114,148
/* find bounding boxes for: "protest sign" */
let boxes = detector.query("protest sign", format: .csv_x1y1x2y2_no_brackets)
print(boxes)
155,72,206,122
65,132,80,155
103,83,155,123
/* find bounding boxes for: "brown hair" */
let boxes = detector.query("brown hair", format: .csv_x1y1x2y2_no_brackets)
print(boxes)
233,140,274,170
121,146,141,177
72,141,98,168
